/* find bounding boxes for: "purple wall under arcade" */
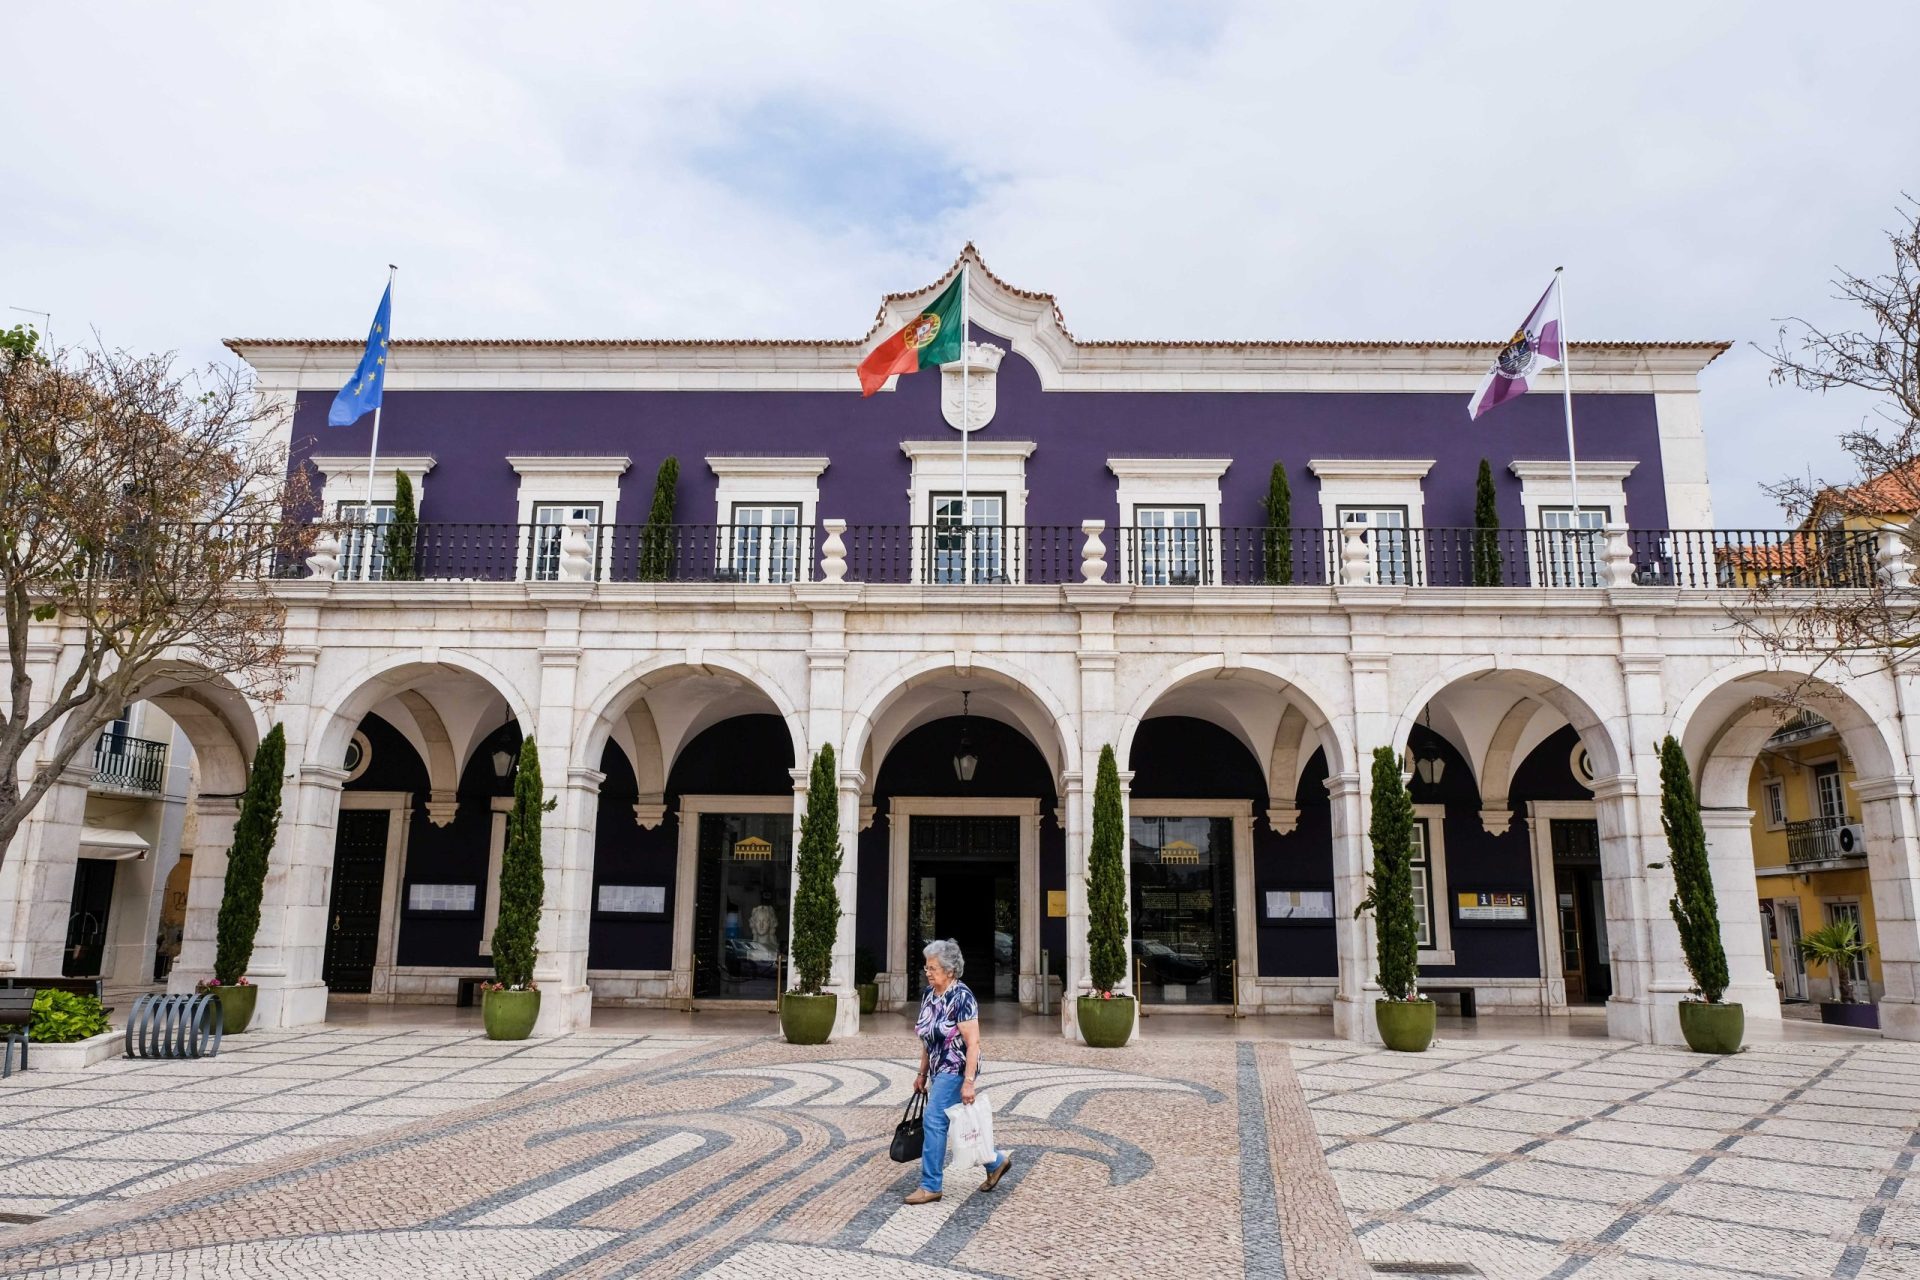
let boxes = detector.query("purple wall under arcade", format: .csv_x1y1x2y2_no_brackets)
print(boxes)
292,321,1671,532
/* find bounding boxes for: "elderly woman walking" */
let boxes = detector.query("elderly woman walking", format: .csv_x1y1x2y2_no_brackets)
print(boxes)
905,938,1012,1205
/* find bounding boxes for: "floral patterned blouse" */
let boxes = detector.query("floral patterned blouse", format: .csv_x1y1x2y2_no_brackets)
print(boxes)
916,981,981,1077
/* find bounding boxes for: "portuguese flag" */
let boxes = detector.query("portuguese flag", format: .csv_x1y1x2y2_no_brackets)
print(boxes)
857,273,965,396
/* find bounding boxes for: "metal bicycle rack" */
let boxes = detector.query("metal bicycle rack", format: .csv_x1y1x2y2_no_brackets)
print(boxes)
124,992,224,1060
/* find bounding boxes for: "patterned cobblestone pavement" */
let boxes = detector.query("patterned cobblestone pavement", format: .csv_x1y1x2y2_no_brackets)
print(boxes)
1295,1038,1920,1279
1,1028,1915,1277
0,1027,1365,1278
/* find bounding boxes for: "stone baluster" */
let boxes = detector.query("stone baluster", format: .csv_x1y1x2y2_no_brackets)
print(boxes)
1876,522,1915,590
1601,522,1636,588
1080,520,1107,583
820,519,847,583
305,527,341,580
1340,525,1371,585
557,517,594,582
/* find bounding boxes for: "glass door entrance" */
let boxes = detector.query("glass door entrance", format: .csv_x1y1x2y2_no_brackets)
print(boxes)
1129,816,1235,1004
692,813,792,1000
907,816,1018,1002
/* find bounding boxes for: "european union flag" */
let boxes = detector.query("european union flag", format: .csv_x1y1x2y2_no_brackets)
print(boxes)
327,283,392,427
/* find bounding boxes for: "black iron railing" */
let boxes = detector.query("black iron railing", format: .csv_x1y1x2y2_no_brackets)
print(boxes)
1786,816,1861,863
1625,528,1878,590
331,523,818,584
835,525,1082,585
93,732,167,793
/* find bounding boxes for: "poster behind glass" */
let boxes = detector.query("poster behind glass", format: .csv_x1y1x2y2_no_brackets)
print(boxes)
696,813,791,1000
1129,816,1234,1004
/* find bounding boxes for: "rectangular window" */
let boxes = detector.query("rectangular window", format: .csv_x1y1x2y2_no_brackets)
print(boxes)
1410,818,1435,949
1825,900,1870,985
931,492,1006,584
1337,506,1415,585
1134,506,1206,585
529,503,602,581
1813,762,1846,823
335,501,396,581
1762,778,1787,830
1540,507,1608,588
727,504,802,584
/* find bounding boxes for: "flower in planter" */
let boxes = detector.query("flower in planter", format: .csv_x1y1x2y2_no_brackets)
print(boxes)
195,976,252,990
479,980,539,993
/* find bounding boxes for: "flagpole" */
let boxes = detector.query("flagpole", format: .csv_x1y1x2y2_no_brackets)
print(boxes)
1555,266,1580,520
959,263,971,571
360,264,395,510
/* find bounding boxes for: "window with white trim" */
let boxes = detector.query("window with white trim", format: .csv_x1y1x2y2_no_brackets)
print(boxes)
1540,506,1609,588
1409,805,1454,963
1338,506,1417,585
529,503,602,582
1410,817,1437,949
1761,778,1787,830
1134,506,1206,585
727,503,802,583
335,500,396,581
1813,761,1846,822
931,492,1006,584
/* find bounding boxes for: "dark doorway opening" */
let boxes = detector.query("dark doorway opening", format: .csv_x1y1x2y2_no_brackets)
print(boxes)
323,810,391,993
908,816,1018,1002
64,859,117,978
1551,818,1612,1005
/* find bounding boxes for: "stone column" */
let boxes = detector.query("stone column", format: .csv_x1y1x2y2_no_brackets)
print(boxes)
1608,651,1693,1044
255,763,348,1028
530,761,602,1038
795,583,857,1038
1697,807,1782,1019
1326,771,1377,1042
828,767,866,1039
1057,769,1087,1040
169,794,244,992
1066,589,1118,1042
1854,777,1920,1041
0,765,93,977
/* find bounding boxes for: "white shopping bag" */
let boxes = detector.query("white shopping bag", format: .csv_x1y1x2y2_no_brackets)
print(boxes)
942,1092,996,1170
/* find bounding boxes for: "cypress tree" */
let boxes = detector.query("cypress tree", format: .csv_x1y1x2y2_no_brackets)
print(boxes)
1358,745,1419,1001
1087,744,1130,993
1262,461,1293,585
1661,734,1729,1002
790,743,844,995
384,471,418,581
213,724,285,985
638,456,680,581
1472,458,1501,586
491,737,552,990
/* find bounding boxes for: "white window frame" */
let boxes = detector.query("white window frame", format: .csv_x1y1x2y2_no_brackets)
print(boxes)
1811,759,1846,823
901,440,1034,586
1823,899,1870,986
507,455,630,581
1761,778,1787,831
1510,460,1636,588
1308,459,1433,529
931,492,1008,584
529,502,604,582
707,456,827,583
1133,506,1208,586
1337,505,1419,586
1537,505,1611,588
1108,458,1230,586
311,454,435,583
726,502,804,584
1411,804,1455,965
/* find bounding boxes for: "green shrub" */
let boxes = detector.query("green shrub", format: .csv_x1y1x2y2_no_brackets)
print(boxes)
1472,458,1502,586
1262,461,1293,585
384,471,418,580
791,743,844,996
1661,734,1729,1003
490,737,554,990
638,456,680,581
214,723,286,985
1357,745,1420,1001
1088,744,1130,993
30,988,109,1043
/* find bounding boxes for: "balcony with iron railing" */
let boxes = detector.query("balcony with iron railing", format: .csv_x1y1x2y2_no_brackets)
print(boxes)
285,520,1890,591
1785,816,1864,864
92,732,168,795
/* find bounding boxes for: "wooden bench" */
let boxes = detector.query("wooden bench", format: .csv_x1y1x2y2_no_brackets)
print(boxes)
1,988,31,1077
1423,985,1478,1017
2,977,112,1014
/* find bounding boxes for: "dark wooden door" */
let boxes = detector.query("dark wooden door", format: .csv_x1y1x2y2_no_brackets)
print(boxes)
322,810,390,994
64,859,117,978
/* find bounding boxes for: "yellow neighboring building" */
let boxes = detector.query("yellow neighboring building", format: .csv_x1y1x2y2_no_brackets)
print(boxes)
1749,712,1882,1003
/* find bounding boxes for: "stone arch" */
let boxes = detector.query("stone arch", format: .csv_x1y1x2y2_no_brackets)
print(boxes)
1114,654,1352,785
845,653,1077,790
573,654,807,794
1393,655,1627,784
310,653,536,774
49,662,266,796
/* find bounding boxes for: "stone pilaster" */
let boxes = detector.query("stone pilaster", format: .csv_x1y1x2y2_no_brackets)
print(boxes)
169,794,244,992
1854,776,1920,1041
0,765,93,977
530,619,592,1038
258,763,348,1028
1696,807,1782,1019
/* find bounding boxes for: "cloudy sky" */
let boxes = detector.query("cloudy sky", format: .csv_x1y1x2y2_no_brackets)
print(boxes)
5,2,1915,525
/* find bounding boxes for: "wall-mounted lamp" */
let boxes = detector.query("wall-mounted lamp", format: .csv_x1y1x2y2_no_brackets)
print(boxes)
953,691,979,783
1411,707,1446,787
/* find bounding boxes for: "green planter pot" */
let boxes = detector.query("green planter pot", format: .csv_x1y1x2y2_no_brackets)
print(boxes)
780,992,838,1044
208,983,257,1034
1678,1000,1744,1054
483,988,541,1042
857,983,879,1016
1375,998,1436,1052
1077,996,1136,1048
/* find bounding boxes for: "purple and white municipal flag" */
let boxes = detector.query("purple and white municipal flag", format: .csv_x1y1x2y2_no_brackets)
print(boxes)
1468,277,1563,420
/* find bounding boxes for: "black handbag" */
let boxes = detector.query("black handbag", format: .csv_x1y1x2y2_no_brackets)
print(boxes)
889,1092,926,1163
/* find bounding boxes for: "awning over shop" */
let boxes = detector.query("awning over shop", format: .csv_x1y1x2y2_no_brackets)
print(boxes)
77,825,149,860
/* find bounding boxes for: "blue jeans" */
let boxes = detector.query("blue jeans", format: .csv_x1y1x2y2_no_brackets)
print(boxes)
921,1071,1005,1193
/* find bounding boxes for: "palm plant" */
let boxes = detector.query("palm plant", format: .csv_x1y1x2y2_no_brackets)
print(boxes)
1797,918,1874,1004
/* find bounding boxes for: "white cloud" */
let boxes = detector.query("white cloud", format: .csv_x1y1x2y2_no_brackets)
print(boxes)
3,1,1915,523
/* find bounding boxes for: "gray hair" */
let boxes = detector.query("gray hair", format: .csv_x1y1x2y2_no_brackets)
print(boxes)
922,938,965,979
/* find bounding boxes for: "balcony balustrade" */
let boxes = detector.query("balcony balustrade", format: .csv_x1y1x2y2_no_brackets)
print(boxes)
1785,816,1864,864
288,521,1884,591
92,733,168,795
